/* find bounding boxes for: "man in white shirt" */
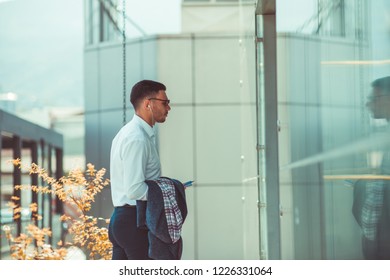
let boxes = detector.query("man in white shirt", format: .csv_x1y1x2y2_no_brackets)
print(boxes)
108,79,171,260
351,76,390,259
358,76,390,259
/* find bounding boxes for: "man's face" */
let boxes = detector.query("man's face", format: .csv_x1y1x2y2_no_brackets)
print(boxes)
366,87,390,120
149,90,171,123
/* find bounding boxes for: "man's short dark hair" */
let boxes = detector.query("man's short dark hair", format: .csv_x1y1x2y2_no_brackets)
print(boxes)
130,80,166,109
371,76,390,94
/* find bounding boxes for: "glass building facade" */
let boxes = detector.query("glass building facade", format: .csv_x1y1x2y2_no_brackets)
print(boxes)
84,0,390,259
275,0,390,259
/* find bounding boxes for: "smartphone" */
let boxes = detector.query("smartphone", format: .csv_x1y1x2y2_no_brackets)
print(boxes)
183,180,194,187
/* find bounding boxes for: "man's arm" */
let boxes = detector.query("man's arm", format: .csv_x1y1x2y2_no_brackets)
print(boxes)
122,139,149,201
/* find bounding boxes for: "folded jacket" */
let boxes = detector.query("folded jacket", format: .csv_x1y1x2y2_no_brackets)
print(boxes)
137,177,187,260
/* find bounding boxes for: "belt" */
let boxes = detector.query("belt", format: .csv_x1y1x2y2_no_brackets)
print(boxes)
115,204,136,208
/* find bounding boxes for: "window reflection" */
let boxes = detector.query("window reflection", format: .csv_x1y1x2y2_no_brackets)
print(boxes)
351,77,390,260
277,0,390,259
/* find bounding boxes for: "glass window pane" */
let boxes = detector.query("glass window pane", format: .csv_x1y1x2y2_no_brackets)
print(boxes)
277,0,390,259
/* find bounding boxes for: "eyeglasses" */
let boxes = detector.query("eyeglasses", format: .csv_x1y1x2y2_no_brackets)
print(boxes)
148,98,170,106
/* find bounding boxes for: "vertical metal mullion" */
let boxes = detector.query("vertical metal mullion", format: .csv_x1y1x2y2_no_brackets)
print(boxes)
340,0,346,37
263,12,281,260
55,148,64,215
99,0,105,42
47,145,53,244
12,136,22,236
40,140,46,229
255,14,266,260
55,148,64,245
31,142,38,226
255,0,282,260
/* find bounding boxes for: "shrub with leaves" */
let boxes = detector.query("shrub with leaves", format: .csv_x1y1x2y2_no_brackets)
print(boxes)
2,159,112,260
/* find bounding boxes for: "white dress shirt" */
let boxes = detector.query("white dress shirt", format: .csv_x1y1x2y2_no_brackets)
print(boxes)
110,114,161,207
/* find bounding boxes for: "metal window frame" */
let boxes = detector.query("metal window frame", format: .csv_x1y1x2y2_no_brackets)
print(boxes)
255,0,281,260
0,110,64,259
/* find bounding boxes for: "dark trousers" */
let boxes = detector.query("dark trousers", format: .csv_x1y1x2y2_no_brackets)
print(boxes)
108,206,150,260
361,223,390,260
362,236,390,260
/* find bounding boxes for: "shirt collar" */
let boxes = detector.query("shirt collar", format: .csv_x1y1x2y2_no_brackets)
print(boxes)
133,114,155,138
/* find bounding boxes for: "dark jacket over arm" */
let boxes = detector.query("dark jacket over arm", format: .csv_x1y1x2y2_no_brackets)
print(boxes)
137,177,187,260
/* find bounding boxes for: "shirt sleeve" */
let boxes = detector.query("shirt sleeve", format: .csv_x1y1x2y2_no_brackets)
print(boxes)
122,139,149,201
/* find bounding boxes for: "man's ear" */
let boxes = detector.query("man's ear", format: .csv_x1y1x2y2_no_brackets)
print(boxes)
143,99,151,110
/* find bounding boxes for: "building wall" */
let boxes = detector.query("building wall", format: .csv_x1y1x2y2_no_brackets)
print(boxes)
84,34,379,260
84,0,390,261
157,35,258,260
277,33,370,259
84,34,259,260
181,2,255,34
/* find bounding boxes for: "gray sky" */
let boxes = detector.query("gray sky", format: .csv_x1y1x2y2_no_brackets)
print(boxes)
0,0,84,109
0,0,181,110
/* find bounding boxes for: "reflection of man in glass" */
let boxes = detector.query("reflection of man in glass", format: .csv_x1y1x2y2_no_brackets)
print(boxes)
367,77,390,120
353,76,390,259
